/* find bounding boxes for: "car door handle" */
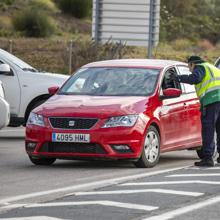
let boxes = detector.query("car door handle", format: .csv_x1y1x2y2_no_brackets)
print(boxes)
183,103,188,109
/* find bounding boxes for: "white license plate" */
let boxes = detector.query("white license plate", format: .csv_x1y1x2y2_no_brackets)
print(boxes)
52,133,90,143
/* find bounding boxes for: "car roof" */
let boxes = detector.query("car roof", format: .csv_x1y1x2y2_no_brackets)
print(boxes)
82,59,187,69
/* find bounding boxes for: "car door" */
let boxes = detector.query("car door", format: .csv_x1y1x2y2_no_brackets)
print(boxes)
0,59,21,117
176,65,201,147
159,67,189,150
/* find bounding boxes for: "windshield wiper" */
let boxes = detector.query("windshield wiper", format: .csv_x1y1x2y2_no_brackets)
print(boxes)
22,67,38,72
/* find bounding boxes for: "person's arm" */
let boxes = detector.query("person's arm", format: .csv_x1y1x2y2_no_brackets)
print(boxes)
176,65,205,85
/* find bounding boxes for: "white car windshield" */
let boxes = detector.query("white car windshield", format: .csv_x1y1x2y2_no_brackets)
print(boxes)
0,49,37,72
59,67,160,96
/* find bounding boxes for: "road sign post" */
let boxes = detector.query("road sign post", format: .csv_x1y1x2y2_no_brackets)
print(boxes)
92,0,160,58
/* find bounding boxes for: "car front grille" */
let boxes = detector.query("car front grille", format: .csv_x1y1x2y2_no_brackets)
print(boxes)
49,117,98,130
39,142,107,154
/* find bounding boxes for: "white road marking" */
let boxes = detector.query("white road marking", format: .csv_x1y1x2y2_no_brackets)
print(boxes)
206,167,220,170
184,167,201,170
0,217,65,220
74,189,203,197
184,166,220,170
0,130,21,133
142,195,220,220
120,180,220,186
0,128,24,133
0,166,187,205
2,201,158,212
167,173,220,177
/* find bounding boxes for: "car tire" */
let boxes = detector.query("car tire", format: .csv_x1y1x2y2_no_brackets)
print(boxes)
29,156,56,165
134,125,160,168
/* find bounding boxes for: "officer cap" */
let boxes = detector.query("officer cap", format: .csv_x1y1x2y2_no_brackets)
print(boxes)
187,56,205,64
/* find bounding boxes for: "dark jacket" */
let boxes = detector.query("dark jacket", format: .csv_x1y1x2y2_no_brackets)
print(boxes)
178,65,205,85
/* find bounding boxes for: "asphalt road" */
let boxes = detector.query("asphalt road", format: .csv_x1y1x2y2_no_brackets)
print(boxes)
0,127,220,220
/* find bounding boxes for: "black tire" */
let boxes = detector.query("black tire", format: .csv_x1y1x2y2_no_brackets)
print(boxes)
29,156,56,165
134,126,160,168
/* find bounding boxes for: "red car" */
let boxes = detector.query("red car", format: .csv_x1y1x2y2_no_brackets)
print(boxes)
26,59,202,168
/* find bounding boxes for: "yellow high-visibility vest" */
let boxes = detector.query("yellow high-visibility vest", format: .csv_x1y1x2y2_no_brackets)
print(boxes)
195,62,220,106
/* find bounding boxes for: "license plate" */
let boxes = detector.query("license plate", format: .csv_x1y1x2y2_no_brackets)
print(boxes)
52,133,90,143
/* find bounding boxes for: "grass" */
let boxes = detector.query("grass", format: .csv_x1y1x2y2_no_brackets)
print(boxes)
0,37,219,75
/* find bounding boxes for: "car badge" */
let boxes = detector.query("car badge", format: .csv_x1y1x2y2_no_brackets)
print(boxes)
69,120,75,127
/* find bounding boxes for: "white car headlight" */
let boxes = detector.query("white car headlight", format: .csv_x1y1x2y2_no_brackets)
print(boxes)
102,115,138,128
27,113,45,127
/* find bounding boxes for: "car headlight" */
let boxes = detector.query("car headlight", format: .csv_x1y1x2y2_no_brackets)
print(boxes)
102,115,138,128
27,113,45,127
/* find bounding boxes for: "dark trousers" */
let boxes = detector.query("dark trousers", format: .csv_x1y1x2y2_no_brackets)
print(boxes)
201,101,220,159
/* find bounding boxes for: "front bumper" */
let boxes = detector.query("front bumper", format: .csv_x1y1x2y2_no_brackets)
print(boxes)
25,117,147,160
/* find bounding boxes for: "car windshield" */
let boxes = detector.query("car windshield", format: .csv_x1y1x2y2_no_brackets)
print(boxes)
0,49,37,72
59,67,160,96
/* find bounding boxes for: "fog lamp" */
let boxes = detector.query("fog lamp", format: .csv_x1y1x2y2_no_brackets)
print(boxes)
111,144,132,153
26,142,37,152
28,142,36,148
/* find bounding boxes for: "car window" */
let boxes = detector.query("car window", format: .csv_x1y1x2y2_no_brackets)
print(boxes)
59,67,160,96
177,66,196,93
161,67,181,90
0,49,37,72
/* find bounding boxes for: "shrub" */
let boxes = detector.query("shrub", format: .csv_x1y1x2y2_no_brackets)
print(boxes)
0,16,13,37
63,39,132,72
12,7,56,37
29,0,58,13
56,0,92,18
172,39,195,51
0,0,14,10
0,0,14,5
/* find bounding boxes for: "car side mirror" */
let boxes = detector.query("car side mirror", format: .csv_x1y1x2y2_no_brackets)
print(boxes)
0,64,11,75
161,88,182,99
48,86,59,95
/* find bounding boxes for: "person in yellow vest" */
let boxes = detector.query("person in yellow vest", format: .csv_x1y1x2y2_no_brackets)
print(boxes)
174,56,220,167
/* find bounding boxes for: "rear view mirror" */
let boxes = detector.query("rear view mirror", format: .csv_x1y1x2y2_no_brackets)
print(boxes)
0,64,11,74
48,86,59,95
162,88,182,99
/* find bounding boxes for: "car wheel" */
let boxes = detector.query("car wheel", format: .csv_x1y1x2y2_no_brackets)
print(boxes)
196,145,218,159
134,126,160,168
29,156,56,165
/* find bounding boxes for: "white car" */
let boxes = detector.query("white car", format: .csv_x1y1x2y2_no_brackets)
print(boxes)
0,80,10,129
0,49,69,126
215,57,220,69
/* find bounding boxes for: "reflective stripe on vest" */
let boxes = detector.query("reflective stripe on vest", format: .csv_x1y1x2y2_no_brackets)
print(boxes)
195,63,220,99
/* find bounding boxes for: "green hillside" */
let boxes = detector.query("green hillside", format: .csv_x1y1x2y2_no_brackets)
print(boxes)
0,0,219,74
0,0,91,38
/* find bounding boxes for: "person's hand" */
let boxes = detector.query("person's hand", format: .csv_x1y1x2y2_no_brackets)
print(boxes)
170,74,180,82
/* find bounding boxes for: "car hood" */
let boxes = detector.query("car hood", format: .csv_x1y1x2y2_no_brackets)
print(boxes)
22,71,69,88
35,95,149,118
34,71,69,81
